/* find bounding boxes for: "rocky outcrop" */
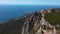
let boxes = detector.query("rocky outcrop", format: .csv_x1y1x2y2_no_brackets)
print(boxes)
0,8,60,34
21,11,42,34
21,10,56,34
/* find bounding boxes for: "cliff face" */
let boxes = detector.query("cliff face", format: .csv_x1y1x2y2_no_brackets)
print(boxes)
21,10,57,34
21,11,42,34
0,8,60,34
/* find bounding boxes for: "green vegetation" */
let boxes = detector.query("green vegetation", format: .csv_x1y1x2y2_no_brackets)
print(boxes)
0,16,28,34
45,9,60,25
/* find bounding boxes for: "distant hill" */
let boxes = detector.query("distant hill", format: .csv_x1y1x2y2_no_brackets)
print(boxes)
0,8,60,34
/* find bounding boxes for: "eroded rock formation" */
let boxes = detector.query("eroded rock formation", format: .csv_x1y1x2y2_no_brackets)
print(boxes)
21,10,57,34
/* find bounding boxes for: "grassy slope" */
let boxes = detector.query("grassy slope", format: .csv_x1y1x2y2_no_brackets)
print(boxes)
45,9,60,25
0,16,29,34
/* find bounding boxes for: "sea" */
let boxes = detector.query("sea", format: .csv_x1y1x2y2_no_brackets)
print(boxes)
0,5,60,23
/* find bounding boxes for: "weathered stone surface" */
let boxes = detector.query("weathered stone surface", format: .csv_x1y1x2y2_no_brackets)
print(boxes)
21,10,57,34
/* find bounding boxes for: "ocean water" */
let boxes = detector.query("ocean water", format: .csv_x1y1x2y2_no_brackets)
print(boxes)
0,5,60,23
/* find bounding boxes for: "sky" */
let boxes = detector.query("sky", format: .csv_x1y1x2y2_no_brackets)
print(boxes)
0,0,60,5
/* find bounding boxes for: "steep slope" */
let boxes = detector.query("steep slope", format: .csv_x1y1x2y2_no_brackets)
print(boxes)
0,8,60,34
45,8,60,25
21,12,42,34
0,14,32,34
21,10,57,34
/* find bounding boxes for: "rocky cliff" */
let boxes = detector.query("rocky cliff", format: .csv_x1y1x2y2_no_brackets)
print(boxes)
21,9,60,34
0,8,60,34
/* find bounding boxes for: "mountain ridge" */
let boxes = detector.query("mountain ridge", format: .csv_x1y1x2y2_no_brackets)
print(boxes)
0,8,60,34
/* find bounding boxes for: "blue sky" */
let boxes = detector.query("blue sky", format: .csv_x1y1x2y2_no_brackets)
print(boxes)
0,0,60,5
